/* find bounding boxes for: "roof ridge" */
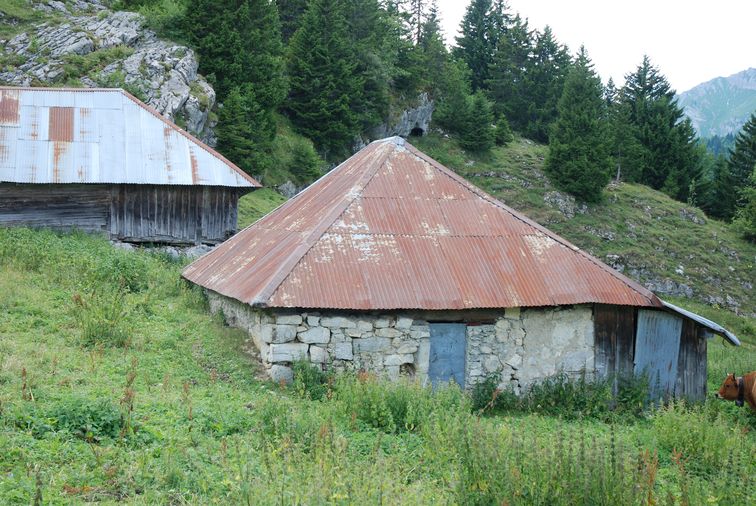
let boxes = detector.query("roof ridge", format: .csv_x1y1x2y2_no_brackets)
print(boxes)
403,141,661,307
250,143,394,306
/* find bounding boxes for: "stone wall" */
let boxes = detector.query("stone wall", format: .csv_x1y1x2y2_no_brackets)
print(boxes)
207,291,595,390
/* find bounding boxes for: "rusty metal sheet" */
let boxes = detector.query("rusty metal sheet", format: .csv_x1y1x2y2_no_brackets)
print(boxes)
49,107,74,142
184,137,662,311
0,89,20,126
0,86,259,188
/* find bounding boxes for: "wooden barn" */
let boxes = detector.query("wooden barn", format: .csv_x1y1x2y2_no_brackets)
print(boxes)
0,87,260,244
183,137,739,401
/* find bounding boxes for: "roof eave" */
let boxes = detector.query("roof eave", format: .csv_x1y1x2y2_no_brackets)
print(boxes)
661,300,740,346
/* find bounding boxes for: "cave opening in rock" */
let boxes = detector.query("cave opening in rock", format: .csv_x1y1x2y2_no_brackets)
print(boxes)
409,126,424,137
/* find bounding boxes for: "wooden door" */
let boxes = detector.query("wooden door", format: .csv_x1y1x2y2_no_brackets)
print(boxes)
428,323,466,387
634,310,682,400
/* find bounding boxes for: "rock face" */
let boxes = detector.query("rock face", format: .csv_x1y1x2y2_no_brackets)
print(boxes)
207,291,596,391
367,93,435,140
0,0,216,143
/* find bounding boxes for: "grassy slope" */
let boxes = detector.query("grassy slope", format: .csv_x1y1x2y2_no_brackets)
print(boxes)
237,188,288,229
0,228,754,504
413,134,756,322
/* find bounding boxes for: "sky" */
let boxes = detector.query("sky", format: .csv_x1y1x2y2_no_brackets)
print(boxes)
436,0,756,93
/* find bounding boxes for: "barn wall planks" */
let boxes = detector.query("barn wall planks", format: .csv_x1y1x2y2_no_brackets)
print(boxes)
1,183,240,244
0,183,110,232
593,304,636,382
676,319,707,401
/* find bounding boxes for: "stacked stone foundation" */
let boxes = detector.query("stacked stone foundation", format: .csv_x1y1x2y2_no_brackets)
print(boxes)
207,291,595,390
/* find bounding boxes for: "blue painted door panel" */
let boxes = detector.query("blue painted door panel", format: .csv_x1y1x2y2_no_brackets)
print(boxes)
429,323,466,387
634,310,682,399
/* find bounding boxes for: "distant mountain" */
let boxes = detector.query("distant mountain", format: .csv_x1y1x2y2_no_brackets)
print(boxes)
678,68,756,138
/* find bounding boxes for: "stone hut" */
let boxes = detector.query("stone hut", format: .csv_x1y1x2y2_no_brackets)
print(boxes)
0,87,259,244
183,137,738,400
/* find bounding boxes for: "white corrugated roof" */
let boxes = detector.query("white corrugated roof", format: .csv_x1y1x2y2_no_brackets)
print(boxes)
0,87,260,187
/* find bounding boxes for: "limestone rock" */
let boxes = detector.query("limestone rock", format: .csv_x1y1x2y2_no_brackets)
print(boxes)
268,343,308,363
269,364,294,384
273,325,297,343
353,337,391,353
333,342,354,360
299,326,330,344
309,346,328,364
375,328,403,338
395,317,414,330
276,314,303,325
320,316,357,329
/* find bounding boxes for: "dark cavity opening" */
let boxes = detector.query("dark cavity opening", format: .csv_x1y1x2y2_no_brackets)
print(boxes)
409,126,424,137
400,363,416,377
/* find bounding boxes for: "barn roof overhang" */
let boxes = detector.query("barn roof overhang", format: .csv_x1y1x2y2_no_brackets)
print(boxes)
661,300,740,346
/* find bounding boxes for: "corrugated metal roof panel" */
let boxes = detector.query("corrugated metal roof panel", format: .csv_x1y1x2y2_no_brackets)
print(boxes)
184,137,664,311
0,86,259,188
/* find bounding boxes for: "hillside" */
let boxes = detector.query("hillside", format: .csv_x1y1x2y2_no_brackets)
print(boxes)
678,68,756,138
0,228,754,503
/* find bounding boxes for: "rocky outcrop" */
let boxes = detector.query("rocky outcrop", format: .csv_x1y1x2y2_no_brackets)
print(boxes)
370,93,435,139
0,0,216,143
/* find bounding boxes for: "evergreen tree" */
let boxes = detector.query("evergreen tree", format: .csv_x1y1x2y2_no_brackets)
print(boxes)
287,0,363,159
732,168,756,241
454,0,506,91
216,85,276,176
487,14,533,131
277,0,308,41
606,89,645,182
522,26,571,142
545,48,610,202
433,58,473,135
184,0,287,176
494,114,514,146
459,91,495,152
416,0,449,93
698,154,737,220
185,0,287,106
728,113,756,197
620,56,702,201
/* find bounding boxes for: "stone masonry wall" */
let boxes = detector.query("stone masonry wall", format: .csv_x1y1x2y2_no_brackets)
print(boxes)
207,291,595,390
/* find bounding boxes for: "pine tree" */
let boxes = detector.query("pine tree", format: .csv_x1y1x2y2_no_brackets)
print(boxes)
416,0,448,92
487,14,533,131
620,56,702,201
277,0,308,41
545,47,610,202
185,0,287,106
606,89,645,183
454,0,505,91
728,113,756,197
732,168,756,241
433,58,473,135
522,26,571,142
459,91,495,152
216,85,276,176
287,0,363,159
494,114,514,146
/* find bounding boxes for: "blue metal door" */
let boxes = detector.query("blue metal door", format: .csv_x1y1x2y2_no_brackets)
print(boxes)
634,310,682,400
429,323,466,387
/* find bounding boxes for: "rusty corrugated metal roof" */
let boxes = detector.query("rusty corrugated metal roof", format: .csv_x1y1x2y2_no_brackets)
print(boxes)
183,137,663,310
0,87,259,187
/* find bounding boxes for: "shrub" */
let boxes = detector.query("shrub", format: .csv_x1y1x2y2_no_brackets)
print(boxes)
335,373,468,433
6,397,123,441
292,360,332,401
652,400,751,475
470,373,518,414
71,288,131,347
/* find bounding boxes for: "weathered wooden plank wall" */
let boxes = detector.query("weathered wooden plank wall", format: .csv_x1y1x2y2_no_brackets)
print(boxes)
594,304,636,381
676,319,707,401
2,183,241,244
0,183,110,233
111,185,239,244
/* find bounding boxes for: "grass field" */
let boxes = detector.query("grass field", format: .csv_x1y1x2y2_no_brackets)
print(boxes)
0,227,753,504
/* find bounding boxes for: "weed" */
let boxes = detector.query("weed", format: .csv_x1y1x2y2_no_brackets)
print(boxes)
292,359,332,401
71,288,131,348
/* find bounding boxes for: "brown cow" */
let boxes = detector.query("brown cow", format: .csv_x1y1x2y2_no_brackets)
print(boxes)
715,372,756,410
